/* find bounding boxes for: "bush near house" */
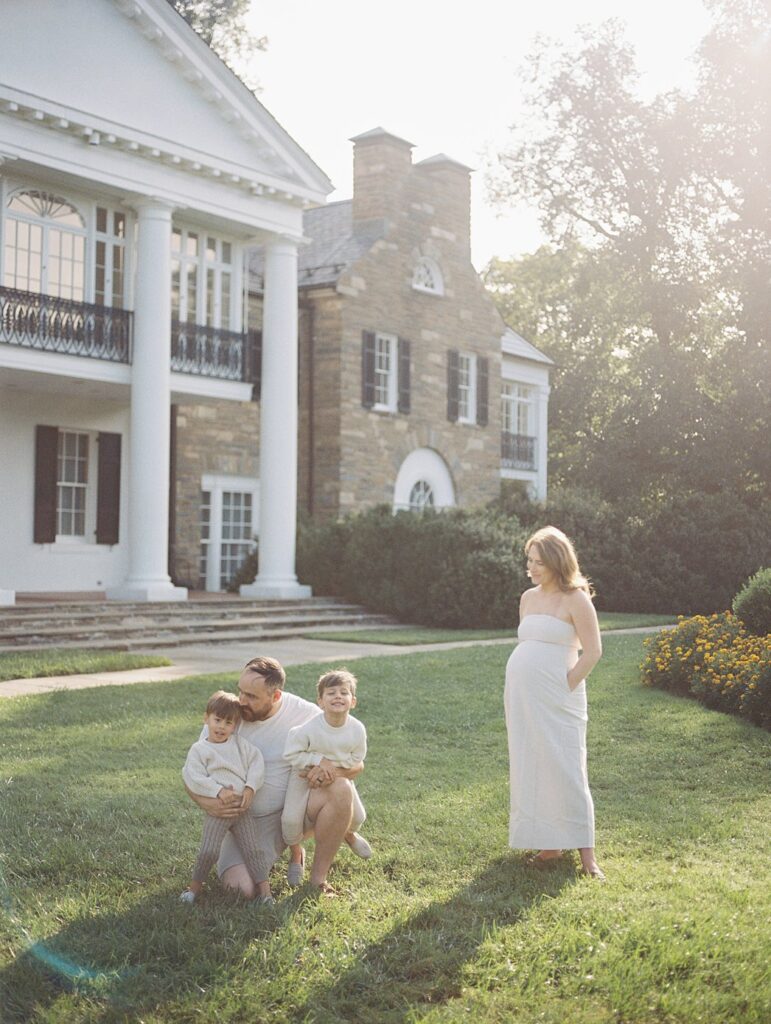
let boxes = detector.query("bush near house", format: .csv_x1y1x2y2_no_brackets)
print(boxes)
733,567,771,636
495,486,771,616
641,612,771,730
231,487,769,624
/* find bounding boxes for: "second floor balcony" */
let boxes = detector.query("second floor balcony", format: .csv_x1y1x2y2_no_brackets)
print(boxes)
0,284,132,363
0,286,260,388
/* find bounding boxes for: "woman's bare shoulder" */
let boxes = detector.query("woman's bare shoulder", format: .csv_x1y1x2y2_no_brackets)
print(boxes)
565,588,597,619
520,586,540,606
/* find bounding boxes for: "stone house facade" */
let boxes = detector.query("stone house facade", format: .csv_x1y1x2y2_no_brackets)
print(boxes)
173,128,552,591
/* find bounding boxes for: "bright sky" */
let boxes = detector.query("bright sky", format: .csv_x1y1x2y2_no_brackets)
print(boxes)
244,0,712,269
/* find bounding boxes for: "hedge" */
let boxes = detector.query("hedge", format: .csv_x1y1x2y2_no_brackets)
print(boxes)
231,487,770,625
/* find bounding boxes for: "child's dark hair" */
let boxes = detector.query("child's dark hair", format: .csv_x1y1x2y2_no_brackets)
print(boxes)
316,669,357,699
205,690,241,720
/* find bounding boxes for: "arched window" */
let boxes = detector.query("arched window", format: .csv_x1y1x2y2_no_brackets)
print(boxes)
4,190,87,300
412,256,444,296
394,447,455,512
408,480,435,511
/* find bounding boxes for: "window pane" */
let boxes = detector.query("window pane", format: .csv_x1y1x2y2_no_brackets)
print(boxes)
221,241,232,264
221,272,231,329
96,207,107,233
186,232,199,258
113,212,126,239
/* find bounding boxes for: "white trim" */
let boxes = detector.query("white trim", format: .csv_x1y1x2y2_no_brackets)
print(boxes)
200,473,258,592
393,448,455,511
372,331,398,413
457,351,477,425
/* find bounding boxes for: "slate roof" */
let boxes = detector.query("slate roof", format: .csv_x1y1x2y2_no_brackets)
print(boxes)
248,200,385,291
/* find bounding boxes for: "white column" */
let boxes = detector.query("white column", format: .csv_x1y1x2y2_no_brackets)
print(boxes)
536,384,550,501
107,200,187,602
241,237,310,599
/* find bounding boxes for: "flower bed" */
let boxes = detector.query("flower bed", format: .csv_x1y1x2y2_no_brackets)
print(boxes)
641,613,771,730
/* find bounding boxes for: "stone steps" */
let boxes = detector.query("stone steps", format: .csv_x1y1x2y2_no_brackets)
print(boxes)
0,598,394,652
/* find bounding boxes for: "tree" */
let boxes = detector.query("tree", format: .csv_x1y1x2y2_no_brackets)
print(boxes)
167,0,266,87
487,4,770,499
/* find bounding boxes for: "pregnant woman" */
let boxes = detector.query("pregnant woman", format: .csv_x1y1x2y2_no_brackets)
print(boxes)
505,526,604,879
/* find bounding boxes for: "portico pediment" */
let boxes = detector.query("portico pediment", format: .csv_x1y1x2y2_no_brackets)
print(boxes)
0,0,331,202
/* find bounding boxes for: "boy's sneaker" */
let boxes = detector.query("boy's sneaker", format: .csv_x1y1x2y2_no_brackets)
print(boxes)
179,889,196,904
255,893,275,906
346,832,373,859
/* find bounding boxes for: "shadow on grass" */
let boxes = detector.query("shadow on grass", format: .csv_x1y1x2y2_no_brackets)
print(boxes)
296,854,577,1024
0,883,294,1023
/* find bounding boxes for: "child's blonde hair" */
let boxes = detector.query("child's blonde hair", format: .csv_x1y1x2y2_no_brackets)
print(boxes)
205,690,242,720
525,526,594,597
316,669,358,699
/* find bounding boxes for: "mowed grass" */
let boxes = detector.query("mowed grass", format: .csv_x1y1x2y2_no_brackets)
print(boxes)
304,612,675,646
1,635,769,1023
0,649,171,682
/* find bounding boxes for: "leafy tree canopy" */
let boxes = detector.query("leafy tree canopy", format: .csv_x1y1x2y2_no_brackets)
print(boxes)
167,0,266,87
486,0,770,501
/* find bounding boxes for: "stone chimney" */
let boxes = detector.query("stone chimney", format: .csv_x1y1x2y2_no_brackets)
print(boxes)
350,127,414,226
414,154,473,255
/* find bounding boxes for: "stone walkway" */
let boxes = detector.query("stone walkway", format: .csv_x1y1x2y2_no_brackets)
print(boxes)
0,626,668,699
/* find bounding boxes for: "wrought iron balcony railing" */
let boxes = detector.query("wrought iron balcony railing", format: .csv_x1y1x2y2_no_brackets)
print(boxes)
0,285,132,363
171,319,261,388
502,431,537,471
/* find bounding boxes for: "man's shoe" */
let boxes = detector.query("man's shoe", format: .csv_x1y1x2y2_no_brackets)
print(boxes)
255,893,276,906
346,832,372,859
179,889,196,904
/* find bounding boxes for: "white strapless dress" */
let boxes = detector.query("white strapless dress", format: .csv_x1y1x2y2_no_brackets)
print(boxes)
504,614,595,849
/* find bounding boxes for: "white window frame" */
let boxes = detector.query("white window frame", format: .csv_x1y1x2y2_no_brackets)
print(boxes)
373,331,398,412
172,226,239,331
501,381,536,437
1,180,133,308
200,474,259,591
457,352,477,424
55,428,98,544
408,480,435,511
412,256,444,296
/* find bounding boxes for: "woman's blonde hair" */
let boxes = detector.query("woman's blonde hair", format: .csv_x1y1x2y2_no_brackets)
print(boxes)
525,526,594,597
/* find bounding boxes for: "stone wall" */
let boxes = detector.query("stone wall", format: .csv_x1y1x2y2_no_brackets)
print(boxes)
171,399,260,588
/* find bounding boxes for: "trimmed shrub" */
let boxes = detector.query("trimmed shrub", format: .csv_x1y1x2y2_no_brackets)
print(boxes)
733,568,771,636
493,486,771,615
295,505,528,629
641,612,771,730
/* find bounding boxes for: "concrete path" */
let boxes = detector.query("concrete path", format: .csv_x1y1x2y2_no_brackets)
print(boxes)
0,626,669,700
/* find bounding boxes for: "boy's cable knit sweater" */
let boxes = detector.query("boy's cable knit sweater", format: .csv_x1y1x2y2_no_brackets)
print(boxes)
183,734,265,799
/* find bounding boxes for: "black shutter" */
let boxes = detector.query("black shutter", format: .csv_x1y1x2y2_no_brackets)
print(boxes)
362,330,376,408
96,432,121,545
34,425,58,543
397,337,411,414
476,357,489,427
447,349,460,422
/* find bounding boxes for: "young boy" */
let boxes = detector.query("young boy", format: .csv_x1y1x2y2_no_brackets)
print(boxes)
180,690,272,904
281,669,372,862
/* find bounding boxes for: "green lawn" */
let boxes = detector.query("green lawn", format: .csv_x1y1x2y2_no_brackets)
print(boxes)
0,649,171,682
1,636,769,1023
304,612,675,646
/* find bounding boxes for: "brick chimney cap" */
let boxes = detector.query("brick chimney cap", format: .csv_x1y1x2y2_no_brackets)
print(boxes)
349,126,415,148
415,153,474,173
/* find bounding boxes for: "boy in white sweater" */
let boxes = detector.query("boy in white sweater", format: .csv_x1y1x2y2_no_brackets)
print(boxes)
180,690,269,904
282,669,372,862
